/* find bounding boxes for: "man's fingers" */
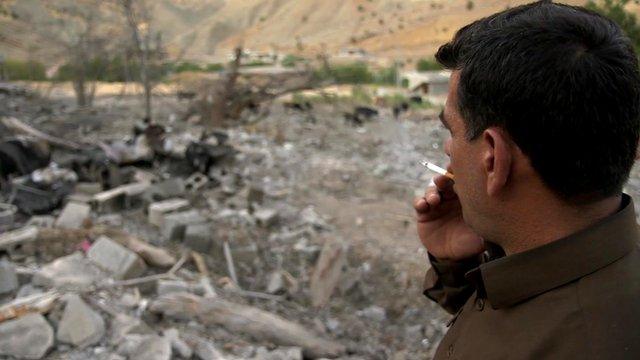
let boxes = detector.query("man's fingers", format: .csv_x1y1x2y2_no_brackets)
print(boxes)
413,196,429,212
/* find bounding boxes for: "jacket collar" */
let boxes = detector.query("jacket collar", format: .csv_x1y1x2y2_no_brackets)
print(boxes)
471,194,639,309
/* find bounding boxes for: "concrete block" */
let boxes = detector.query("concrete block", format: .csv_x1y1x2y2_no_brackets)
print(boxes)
57,294,105,348
161,210,207,242
93,182,150,212
54,202,91,229
0,313,53,359
144,178,185,203
185,172,209,192
148,198,190,227
184,223,213,252
88,236,147,280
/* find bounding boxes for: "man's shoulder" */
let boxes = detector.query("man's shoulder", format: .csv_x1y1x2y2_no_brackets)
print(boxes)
575,246,640,358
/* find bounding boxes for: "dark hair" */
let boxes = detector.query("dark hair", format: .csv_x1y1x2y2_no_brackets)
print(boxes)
436,0,640,203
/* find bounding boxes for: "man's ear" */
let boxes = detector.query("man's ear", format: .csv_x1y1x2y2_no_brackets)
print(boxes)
482,127,512,197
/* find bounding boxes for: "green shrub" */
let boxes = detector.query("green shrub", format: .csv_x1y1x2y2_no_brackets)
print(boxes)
205,63,224,72
586,0,640,53
3,59,47,80
373,66,398,85
281,54,305,68
416,58,442,72
172,61,203,73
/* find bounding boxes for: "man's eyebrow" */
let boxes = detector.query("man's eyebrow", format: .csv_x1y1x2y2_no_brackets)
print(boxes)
439,110,450,129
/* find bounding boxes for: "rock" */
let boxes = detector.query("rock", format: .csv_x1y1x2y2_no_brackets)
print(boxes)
33,252,104,289
0,313,54,359
161,210,207,242
87,236,147,279
0,261,18,295
254,208,279,227
163,328,193,359
148,198,190,227
253,346,303,360
57,294,105,348
357,305,387,322
184,223,213,252
130,335,172,360
185,334,226,360
54,201,91,229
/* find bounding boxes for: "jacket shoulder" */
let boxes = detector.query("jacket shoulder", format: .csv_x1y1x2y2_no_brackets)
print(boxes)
576,247,640,359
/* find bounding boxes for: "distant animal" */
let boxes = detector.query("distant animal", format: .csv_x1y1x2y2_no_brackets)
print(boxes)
177,90,197,100
393,102,410,119
344,106,379,126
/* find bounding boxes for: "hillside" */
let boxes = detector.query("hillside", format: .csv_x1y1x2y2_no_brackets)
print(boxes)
0,0,612,64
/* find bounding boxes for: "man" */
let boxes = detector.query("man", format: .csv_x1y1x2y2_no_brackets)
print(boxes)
414,1,640,359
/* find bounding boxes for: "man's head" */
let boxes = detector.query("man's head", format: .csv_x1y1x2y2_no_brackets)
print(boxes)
436,1,640,239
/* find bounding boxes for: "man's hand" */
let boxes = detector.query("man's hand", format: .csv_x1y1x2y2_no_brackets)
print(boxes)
414,175,485,261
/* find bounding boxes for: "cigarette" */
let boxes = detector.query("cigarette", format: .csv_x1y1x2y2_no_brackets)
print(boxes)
420,160,455,180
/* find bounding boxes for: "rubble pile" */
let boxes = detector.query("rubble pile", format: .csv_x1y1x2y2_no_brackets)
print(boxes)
0,84,453,360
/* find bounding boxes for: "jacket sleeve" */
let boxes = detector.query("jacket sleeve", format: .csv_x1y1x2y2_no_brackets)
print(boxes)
423,253,480,314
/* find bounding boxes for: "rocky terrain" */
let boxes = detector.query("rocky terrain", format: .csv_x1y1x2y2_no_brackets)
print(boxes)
0,83,454,360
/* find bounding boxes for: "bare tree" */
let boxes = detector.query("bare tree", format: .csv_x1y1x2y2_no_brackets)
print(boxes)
120,0,164,121
9,0,119,107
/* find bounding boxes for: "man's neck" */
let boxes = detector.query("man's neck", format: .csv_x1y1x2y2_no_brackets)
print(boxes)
497,194,623,255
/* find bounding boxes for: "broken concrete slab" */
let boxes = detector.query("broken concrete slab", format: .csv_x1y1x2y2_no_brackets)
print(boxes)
148,198,190,227
54,201,91,229
57,294,106,348
0,313,54,359
0,261,18,295
33,252,104,289
184,223,213,252
161,209,207,242
87,236,147,279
